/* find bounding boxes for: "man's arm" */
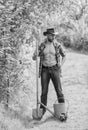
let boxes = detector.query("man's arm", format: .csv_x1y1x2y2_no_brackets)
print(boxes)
61,55,66,66
32,42,45,60
32,46,40,60
59,45,66,67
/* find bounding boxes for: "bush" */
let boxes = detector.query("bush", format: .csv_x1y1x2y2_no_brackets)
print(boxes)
83,40,88,51
56,34,88,52
73,40,83,50
70,37,88,52
61,36,71,47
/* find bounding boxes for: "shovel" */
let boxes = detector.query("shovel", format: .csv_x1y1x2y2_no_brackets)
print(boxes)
32,40,55,120
32,40,43,120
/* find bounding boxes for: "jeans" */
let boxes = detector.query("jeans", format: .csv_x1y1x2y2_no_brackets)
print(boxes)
40,64,65,111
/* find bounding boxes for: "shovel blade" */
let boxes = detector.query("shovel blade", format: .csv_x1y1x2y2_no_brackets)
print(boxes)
32,108,43,120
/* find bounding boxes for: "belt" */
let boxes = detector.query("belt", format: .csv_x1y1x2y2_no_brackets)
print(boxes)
42,64,57,69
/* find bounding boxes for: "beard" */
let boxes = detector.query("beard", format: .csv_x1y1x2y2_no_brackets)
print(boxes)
48,38,54,42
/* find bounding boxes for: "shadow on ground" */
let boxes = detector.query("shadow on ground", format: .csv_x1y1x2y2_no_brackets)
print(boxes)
4,106,62,129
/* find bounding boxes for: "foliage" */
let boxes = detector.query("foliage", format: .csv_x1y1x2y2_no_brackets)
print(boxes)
0,0,88,108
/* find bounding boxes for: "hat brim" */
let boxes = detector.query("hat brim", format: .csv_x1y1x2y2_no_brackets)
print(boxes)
43,31,55,36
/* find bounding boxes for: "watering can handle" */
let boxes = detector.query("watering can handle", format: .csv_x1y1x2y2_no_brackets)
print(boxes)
54,97,66,104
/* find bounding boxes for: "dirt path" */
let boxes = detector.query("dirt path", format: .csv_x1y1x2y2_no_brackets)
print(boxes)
30,51,88,130
0,51,88,130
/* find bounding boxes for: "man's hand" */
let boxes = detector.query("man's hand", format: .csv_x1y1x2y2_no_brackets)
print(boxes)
32,54,37,60
32,51,37,60
61,56,66,67
57,63,62,77
57,63,61,69
57,56,66,77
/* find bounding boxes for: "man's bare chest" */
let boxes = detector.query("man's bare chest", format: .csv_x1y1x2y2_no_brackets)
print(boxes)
43,44,55,56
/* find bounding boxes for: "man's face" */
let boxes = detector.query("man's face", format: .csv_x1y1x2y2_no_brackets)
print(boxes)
47,33,54,42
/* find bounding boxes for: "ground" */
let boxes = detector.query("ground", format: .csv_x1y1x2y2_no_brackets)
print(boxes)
0,50,88,130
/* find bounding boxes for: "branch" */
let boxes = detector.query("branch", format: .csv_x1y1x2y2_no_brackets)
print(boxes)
68,0,88,20
0,0,6,5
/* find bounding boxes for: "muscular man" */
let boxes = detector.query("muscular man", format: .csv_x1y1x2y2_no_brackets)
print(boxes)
33,28,66,119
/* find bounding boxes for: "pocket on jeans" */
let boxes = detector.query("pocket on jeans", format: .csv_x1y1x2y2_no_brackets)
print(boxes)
54,65,59,70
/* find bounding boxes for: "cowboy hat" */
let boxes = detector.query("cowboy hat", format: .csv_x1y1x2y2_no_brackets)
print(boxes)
43,28,57,36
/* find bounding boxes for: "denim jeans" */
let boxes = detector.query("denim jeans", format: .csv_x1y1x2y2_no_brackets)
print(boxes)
40,64,65,111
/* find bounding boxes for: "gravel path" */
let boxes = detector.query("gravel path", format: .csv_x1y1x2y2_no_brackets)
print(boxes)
0,51,88,130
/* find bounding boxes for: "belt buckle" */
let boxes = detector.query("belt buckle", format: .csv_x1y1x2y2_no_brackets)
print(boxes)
50,64,56,69
49,66,52,69
49,66,53,69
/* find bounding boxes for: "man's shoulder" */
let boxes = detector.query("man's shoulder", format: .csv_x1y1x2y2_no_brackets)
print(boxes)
39,39,47,51
39,39,47,47
53,39,61,48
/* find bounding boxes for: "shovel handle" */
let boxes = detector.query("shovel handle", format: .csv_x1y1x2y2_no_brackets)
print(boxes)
36,41,39,111
39,102,60,120
38,102,54,116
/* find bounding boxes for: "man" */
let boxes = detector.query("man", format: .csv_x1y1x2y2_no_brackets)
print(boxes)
33,28,66,118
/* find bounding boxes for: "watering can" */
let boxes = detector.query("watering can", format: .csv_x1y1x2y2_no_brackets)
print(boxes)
53,99,69,121
54,102,65,117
